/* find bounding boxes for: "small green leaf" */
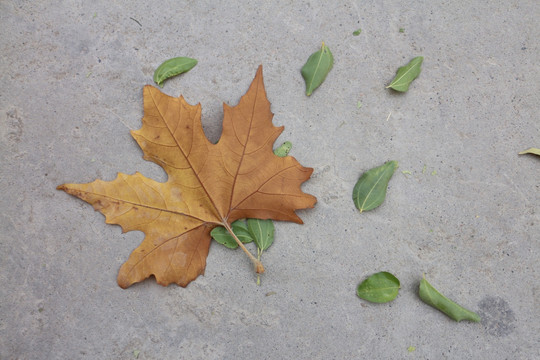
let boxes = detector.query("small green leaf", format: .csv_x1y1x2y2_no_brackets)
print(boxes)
247,219,274,251
399,28,405,33
356,101,362,108
232,221,254,244
301,42,334,96
518,147,540,156
353,28,362,36
353,160,398,212
407,346,415,352
210,226,236,248
211,220,253,249
356,272,400,303
419,276,481,322
386,56,423,92
153,57,197,87
273,141,292,157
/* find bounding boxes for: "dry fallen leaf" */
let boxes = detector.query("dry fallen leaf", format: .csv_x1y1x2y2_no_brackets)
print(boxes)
58,66,316,288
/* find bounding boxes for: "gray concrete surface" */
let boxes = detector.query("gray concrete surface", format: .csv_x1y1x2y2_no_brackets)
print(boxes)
1,0,539,359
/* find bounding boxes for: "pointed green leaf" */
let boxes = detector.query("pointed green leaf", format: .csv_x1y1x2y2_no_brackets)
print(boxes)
247,219,274,251
419,276,481,322
210,226,237,249
356,272,400,303
273,141,292,157
386,56,423,92
353,29,362,36
518,147,540,156
231,220,254,244
301,42,334,96
211,220,253,249
353,160,398,212
153,57,197,87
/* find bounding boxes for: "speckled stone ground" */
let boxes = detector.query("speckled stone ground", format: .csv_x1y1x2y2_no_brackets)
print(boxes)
1,1,538,359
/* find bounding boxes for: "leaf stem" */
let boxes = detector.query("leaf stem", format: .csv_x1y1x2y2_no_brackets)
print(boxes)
257,248,262,286
223,222,265,274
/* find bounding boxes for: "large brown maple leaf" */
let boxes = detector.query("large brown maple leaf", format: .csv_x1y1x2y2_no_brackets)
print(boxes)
57,66,316,288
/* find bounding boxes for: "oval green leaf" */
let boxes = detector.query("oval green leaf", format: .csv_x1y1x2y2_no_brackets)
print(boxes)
231,220,254,244
210,226,237,249
353,160,398,212
419,276,481,322
211,220,253,249
247,219,274,251
518,147,540,156
356,272,400,303
153,57,198,87
301,42,334,96
386,56,423,92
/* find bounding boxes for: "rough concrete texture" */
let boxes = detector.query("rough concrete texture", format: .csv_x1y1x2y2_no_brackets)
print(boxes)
1,0,539,359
